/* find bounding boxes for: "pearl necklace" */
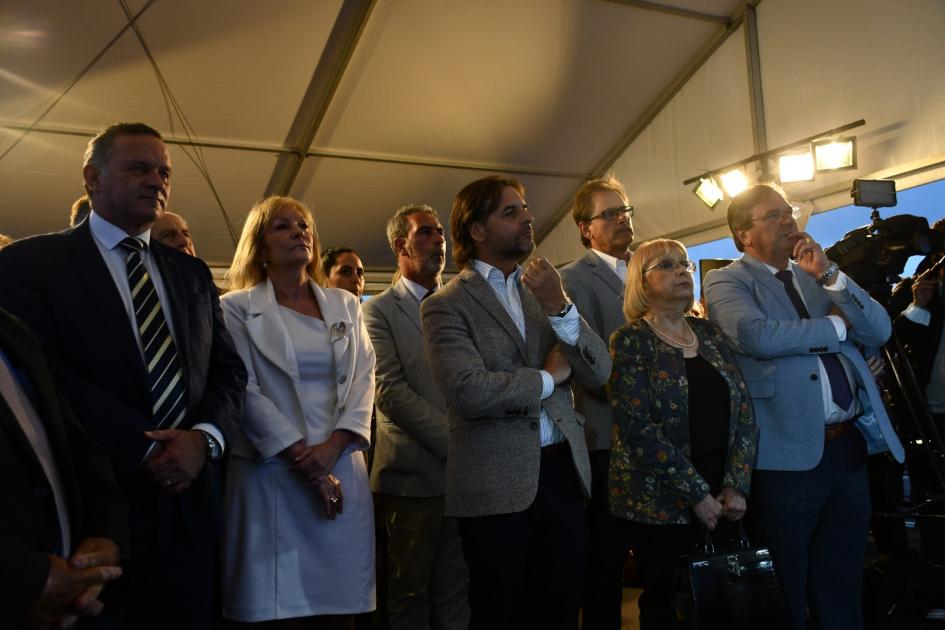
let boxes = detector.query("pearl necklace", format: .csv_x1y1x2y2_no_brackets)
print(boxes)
645,318,697,348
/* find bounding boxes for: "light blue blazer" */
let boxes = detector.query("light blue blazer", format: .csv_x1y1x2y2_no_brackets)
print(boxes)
704,254,904,471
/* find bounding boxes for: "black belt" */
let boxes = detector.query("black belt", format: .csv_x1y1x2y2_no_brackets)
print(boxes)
825,418,857,440
541,442,569,457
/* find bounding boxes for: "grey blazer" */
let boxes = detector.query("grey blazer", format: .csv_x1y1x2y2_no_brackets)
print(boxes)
704,254,904,471
559,250,627,451
421,267,612,518
364,280,449,497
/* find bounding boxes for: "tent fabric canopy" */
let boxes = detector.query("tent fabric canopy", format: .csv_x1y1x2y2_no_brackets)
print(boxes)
2,0,944,279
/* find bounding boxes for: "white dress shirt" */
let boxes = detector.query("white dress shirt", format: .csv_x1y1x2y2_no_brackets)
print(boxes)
472,259,580,446
88,212,224,451
591,248,629,285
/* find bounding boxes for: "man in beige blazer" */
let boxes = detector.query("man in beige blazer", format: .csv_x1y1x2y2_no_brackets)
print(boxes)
364,204,469,630
421,175,611,630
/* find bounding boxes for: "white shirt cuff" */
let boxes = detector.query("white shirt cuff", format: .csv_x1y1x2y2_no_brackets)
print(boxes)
539,370,555,400
193,422,226,454
548,303,580,345
823,270,848,291
903,303,932,326
825,314,848,341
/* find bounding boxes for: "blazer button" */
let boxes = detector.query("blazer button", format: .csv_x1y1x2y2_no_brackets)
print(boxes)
810,374,818,381
337,374,347,384
338,405,346,414
529,421,539,430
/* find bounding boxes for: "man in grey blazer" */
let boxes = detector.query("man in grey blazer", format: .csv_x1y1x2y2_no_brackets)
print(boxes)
421,175,612,630
704,184,904,630
364,204,469,630
559,176,633,630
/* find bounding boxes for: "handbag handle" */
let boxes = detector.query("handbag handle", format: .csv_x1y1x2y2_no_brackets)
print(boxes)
694,521,752,556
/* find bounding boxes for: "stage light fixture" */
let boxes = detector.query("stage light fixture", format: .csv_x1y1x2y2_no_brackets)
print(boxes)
778,149,815,183
694,177,724,208
720,169,749,197
813,137,856,171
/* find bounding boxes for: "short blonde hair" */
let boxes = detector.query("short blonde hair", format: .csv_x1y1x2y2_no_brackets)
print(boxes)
225,196,323,290
623,238,694,321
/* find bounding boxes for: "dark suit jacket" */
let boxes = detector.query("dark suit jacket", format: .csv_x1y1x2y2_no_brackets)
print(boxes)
0,307,126,627
893,277,944,391
0,221,246,540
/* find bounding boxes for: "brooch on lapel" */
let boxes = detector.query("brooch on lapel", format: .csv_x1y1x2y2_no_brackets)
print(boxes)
330,321,347,343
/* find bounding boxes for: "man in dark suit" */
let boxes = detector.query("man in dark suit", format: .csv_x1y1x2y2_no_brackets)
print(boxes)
365,204,469,630
1,307,126,629
421,175,611,630
558,176,633,630
0,122,247,628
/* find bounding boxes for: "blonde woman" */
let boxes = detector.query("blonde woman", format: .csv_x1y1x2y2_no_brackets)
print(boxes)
607,239,757,629
221,196,376,629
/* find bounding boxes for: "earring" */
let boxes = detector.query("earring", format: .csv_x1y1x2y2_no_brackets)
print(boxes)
261,261,268,268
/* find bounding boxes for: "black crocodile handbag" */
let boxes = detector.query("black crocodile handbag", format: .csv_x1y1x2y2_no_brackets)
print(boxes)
676,524,789,629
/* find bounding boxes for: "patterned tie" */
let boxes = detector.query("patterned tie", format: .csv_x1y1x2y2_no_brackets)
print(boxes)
774,269,854,410
119,238,188,429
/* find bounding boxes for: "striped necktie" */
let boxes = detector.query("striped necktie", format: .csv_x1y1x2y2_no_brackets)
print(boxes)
119,238,188,429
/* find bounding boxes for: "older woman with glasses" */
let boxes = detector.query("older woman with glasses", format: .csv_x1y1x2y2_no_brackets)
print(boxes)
607,238,757,629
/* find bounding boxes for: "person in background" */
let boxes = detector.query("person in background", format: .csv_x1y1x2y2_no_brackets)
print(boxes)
152,211,196,257
421,175,611,630
364,204,469,630
1,306,126,629
323,246,366,299
221,195,376,629
558,175,634,630
608,238,756,629
704,183,903,629
69,195,92,227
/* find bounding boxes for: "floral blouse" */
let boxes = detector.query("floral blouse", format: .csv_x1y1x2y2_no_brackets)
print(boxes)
607,316,757,525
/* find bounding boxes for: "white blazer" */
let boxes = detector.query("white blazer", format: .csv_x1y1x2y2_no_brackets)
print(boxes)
221,279,375,460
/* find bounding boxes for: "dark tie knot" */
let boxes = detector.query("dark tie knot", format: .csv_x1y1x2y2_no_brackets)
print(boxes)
119,237,147,255
422,289,436,301
774,269,793,285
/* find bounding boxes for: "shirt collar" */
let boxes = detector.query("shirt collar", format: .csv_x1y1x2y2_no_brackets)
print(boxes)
472,259,522,284
89,210,152,251
400,276,440,303
591,248,629,275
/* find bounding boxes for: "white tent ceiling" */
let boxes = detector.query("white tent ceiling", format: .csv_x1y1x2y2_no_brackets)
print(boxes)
2,0,944,283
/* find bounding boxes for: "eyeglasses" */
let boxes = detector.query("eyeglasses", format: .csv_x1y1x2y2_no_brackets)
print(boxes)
751,206,801,224
645,259,696,274
586,205,634,222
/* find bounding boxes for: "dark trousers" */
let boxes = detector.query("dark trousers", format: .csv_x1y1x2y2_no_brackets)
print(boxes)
457,446,587,630
749,429,870,630
582,449,634,630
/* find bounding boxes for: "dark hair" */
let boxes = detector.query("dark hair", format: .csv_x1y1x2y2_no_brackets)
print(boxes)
726,183,784,252
450,175,525,268
82,122,163,194
320,246,358,278
570,175,629,247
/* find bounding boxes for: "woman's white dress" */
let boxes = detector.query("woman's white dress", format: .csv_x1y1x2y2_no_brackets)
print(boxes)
222,306,375,621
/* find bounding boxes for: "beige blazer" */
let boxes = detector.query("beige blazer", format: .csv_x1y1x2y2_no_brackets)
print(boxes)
364,280,449,497
421,267,612,518
220,279,375,460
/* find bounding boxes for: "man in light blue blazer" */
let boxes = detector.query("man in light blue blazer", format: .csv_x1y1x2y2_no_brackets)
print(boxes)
705,184,904,630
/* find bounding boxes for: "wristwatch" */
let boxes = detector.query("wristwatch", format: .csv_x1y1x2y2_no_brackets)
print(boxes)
551,299,573,318
197,430,223,461
818,261,840,285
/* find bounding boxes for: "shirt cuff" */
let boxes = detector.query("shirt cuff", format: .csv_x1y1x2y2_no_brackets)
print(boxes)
903,303,932,326
823,270,848,291
539,370,555,400
193,422,226,454
825,314,848,341
548,303,580,345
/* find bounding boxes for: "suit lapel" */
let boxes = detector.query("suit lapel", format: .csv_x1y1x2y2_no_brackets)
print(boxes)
392,281,422,333
739,254,797,317
313,283,354,404
586,250,624,298
459,268,527,361
68,223,150,399
245,280,299,380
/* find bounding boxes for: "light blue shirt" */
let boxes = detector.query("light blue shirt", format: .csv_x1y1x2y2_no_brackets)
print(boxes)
88,211,225,452
401,276,441,304
472,259,580,446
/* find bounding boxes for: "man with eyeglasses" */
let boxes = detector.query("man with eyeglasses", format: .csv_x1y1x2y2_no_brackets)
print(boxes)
704,183,903,630
559,175,634,630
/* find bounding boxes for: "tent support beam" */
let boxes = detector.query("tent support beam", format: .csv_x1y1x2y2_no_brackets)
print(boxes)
534,2,750,244
602,0,729,24
263,0,376,197
744,4,769,178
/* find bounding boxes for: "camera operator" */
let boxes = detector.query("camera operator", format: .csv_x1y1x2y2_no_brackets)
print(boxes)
891,218,945,434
